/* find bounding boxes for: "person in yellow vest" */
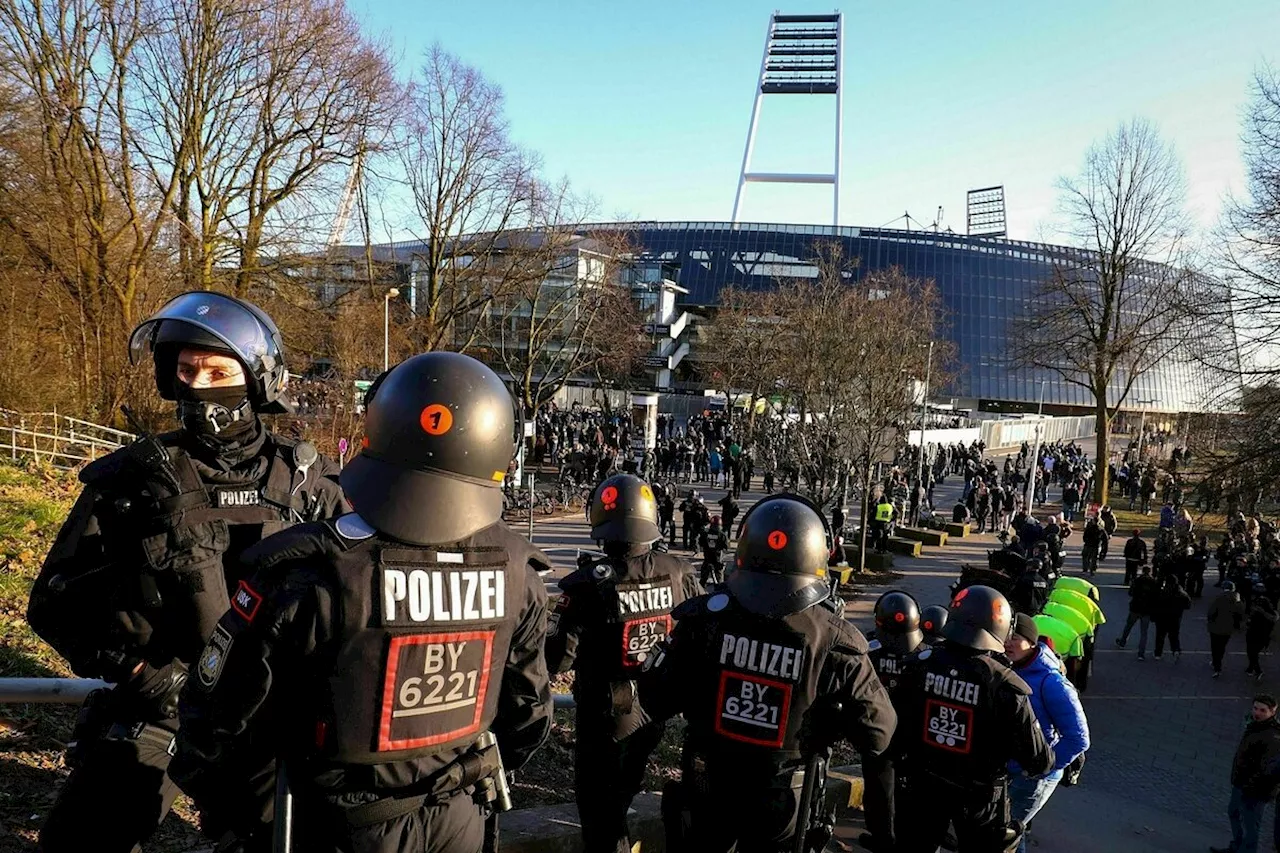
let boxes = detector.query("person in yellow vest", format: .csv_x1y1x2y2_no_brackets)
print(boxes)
873,494,895,553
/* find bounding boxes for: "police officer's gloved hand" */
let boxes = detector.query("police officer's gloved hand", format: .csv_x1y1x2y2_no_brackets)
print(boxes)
124,661,188,719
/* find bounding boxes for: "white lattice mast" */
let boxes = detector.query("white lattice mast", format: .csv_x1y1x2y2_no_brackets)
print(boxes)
731,11,844,227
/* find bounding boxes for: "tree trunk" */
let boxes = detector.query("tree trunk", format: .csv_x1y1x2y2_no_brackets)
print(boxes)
1094,399,1110,504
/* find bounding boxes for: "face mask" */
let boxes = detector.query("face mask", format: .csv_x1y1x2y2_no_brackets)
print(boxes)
176,383,255,437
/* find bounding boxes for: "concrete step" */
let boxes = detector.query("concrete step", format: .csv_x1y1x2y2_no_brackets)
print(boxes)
885,537,922,557
844,547,895,571
898,527,948,547
944,522,971,538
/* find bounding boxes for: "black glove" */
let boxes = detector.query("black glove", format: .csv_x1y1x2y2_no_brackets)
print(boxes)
798,697,844,755
124,661,188,719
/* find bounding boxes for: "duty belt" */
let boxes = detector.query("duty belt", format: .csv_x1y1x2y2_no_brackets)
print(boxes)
333,735,505,828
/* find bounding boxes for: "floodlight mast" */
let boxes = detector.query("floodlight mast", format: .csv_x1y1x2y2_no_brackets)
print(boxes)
731,12,844,227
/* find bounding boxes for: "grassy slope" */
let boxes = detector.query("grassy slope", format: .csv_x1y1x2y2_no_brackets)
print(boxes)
0,463,203,852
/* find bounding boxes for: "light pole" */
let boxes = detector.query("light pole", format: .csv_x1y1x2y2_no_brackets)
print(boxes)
915,341,934,514
1024,380,1047,511
1132,399,1157,461
383,287,400,371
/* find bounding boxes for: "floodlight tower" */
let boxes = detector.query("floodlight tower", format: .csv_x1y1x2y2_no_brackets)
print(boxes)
731,12,844,227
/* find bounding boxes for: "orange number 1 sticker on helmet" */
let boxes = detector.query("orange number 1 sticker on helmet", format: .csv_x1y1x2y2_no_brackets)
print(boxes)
420,404,453,436
767,530,788,550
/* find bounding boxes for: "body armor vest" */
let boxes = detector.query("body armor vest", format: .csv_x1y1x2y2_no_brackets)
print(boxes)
320,520,528,765
868,641,915,704
682,594,842,773
907,644,1026,788
80,433,321,661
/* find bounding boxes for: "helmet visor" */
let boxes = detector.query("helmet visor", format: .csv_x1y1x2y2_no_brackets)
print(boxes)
129,292,280,375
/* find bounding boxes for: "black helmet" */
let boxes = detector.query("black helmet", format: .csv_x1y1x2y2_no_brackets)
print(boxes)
129,291,289,413
589,474,660,544
942,584,1013,653
728,496,831,618
873,590,924,653
920,605,948,643
340,352,516,545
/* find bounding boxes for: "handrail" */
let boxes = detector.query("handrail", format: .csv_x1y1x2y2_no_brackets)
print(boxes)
0,677,578,709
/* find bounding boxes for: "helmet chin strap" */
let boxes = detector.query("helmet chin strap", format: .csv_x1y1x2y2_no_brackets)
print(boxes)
178,396,255,435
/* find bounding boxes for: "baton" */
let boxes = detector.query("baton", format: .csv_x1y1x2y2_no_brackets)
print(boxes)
792,751,824,853
273,760,293,853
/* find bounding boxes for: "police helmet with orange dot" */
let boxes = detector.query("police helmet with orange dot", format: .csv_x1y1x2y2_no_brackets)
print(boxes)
589,473,661,544
873,590,924,653
729,496,832,618
340,352,516,545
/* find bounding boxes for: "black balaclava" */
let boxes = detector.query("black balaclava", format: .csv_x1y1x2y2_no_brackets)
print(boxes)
175,382,257,440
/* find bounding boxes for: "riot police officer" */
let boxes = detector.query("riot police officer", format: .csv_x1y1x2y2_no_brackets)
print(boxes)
169,352,554,852
546,473,702,853
699,516,731,586
860,590,926,852
645,495,897,853
27,291,347,853
921,604,949,645
894,585,1053,853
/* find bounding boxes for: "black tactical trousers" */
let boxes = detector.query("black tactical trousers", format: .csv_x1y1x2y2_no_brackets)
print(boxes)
897,776,1016,853
860,750,897,850
297,792,484,853
680,784,799,853
40,716,181,853
575,720,666,853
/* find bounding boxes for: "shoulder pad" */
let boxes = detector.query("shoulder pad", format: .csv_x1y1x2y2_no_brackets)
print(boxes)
828,617,870,656
673,593,717,620
331,513,376,544
242,520,335,573
78,445,132,486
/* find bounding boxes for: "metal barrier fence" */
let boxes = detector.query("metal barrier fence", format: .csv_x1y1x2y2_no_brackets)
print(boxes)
0,677,577,709
979,415,1096,449
0,409,132,468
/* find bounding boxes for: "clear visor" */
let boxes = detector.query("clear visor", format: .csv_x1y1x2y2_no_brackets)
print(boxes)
129,292,279,372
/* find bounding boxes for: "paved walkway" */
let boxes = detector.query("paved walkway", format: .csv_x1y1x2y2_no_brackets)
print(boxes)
528,469,1263,852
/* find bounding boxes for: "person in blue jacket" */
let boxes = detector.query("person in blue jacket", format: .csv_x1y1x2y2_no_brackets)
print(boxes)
1004,613,1091,852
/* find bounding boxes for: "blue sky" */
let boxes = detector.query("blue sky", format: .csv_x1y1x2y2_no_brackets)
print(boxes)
353,0,1278,243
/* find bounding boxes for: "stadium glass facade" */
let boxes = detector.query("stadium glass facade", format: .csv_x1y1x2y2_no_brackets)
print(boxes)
583,221,1215,415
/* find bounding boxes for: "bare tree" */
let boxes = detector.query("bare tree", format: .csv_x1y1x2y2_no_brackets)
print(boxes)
0,0,183,419
396,45,549,353
133,0,395,294
484,229,637,415
699,242,947,570
1009,119,1196,503
1215,67,1280,390
700,287,787,436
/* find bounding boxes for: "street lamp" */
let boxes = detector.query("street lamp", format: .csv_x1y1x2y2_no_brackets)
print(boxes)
384,287,400,371
1132,398,1158,461
1023,380,1048,511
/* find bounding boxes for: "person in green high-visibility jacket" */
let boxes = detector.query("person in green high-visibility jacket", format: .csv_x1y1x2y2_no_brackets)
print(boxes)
1051,587,1106,630
1055,576,1101,604
1034,613,1087,688
872,493,895,552
1045,601,1093,640
1047,589,1103,691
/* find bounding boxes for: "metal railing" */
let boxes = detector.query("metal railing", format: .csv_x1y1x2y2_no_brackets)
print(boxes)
0,409,132,468
0,677,577,709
